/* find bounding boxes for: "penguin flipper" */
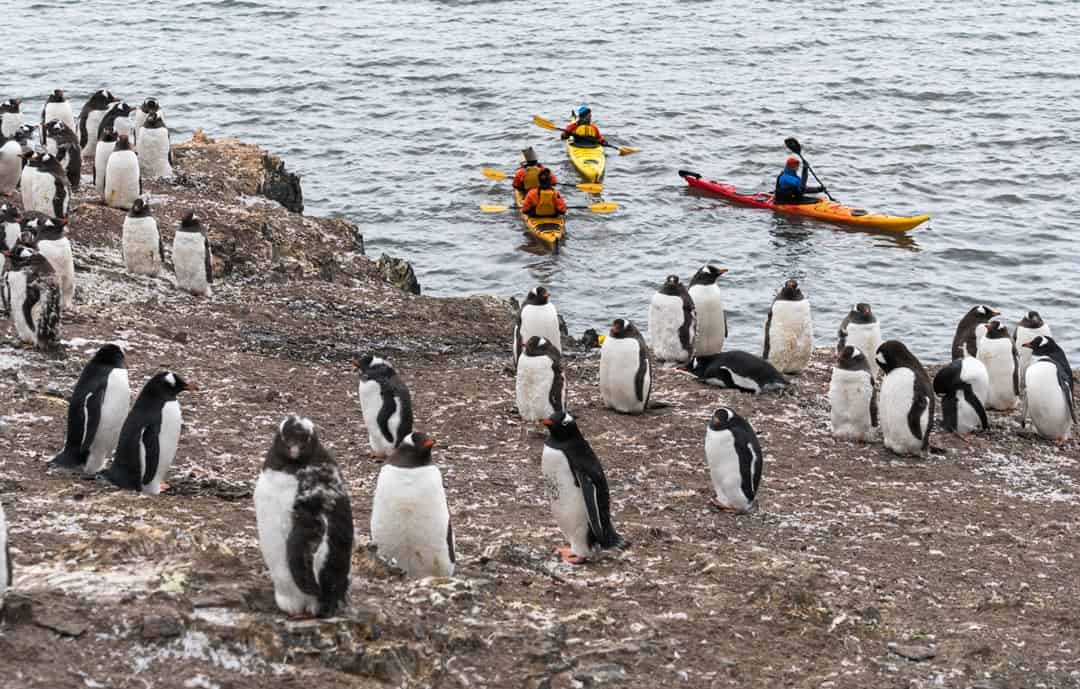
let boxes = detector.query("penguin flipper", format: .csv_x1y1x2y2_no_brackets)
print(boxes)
870,377,879,428
79,386,106,455
762,307,773,359
963,386,990,431
316,492,354,617
286,504,324,599
733,424,762,503
376,391,400,445
203,236,213,285
140,424,161,487
574,468,607,548
446,517,456,565
1059,365,1077,423
570,443,621,549
907,390,930,448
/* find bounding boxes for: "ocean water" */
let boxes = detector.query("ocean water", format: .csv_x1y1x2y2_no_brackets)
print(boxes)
6,0,1079,363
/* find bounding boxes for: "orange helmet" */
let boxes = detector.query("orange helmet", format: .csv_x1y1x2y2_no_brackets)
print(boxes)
785,156,799,169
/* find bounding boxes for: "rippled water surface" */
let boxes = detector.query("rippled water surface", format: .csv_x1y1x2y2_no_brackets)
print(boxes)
8,0,1080,361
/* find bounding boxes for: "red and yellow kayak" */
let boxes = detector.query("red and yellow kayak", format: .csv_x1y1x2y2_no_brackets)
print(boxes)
679,170,930,233
514,189,565,251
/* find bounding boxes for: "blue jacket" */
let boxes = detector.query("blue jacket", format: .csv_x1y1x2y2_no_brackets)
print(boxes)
774,166,822,204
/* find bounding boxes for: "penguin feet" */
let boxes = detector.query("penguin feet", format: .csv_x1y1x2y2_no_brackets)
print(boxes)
159,481,171,493
555,547,587,565
709,498,742,513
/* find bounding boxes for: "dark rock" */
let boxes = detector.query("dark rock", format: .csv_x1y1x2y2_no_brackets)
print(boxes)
34,608,88,637
573,664,627,685
141,614,184,640
259,152,303,213
376,254,421,295
1,593,34,624
888,642,936,661
350,226,365,255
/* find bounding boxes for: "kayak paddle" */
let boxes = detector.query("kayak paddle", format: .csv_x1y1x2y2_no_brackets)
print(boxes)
784,137,836,201
481,167,603,194
531,115,640,156
480,201,618,214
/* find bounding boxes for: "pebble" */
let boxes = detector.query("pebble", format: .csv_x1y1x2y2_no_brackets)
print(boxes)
888,642,936,661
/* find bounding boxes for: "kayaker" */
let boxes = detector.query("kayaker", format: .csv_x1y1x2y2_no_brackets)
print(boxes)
774,156,826,205
560,105,605,147
520,168,567,217
512,147,557,193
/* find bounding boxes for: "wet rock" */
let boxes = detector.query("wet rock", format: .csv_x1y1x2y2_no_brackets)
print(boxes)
377,254,421,295
888,642,936,661
141,613,184,640
259,152,304,213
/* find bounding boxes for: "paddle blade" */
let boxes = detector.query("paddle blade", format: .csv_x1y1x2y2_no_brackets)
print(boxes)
784,137,802,154
617,146,640,156
482,168,507,181
589,202,618,213
532,115,560,131
677,169,701,180
576,183,603,194
480,204,510,213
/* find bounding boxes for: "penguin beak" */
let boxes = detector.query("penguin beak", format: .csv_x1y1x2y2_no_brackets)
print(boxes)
541,418,554,427
351,359,361,369
1022,342,1034,349
717,268,729,274
989,310,1001,317
182,383,199,392
422,439,436,449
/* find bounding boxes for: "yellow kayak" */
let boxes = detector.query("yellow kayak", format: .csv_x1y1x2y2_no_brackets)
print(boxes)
514,190,565,251
566,140,605,182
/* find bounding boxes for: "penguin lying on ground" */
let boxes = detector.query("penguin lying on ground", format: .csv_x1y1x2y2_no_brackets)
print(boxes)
829,346,878,441
353,354,413,458
649,274,696,364
704,408,764,513
599,318,650,413
687,264,728,356
763,278,813,374
1022,336,1075,443
876,341,934,456
681,351,788,394
49,344,130,475
951,304,998,359
933,357,990,434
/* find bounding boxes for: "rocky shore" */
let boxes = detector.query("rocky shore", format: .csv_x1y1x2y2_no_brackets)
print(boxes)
1,135,1079,689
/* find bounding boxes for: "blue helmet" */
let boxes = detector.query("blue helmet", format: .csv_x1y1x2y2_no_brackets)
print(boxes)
577,104,591,117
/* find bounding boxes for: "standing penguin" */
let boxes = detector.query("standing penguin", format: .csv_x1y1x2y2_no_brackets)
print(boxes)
828,346,878,441
951,304,998,359
876,341,934,456
353,354,413,458
25,215,75,310
1022,336,1075,442
136,112,172,179
599,318,651,414
100,371,196,495
933,357,990,434
41,89,76,134
254,415,353,617
49,344,130,474
122,198,164,277
516,336,566,425
649,274,696,364
370,432,455,578
19,152,44,212
0,203,19,274
78,89,120,156
763,278,813,374
132,98,163,145
0,135,22,194
683,351,788,394
541,411,626,563
837,303,882,377
26,154,69,218
1015,311,1051,383
103,134,140,210
704,408,764,512
43,119,81,190
0,99,22,141
513,286,560,363
977,320,1019,411
96,101,134,141
8,247,62,350
93,130,118,196
687,264,728,356
173,211,213,296
4,246,36,343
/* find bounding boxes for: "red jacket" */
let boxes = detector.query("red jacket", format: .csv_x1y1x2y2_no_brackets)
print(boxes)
512,164,557,192
561,121,604,143
521,187,567,216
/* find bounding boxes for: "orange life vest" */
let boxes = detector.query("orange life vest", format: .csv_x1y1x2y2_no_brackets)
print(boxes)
572,123,598,139
522,165,541,191
534,189,557,216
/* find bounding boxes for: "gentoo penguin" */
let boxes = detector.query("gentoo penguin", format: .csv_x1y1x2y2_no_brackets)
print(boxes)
951,304,998,359
133,98,163,145
828,346,878,441
41,89,76,134
0,99,22,141
78,89,119,156
18,152,42,210
136,112,172,179
122,198,164,277
704,408,764,512
93,130,118,196
933,357,990,434
977,320,1019,411
37,153,70,218
6,247,62,350
24,214,75,310
515,336,566,425
683,351,788,394
353,354,413,458
599,318,651,414
103,134,140,210
43,119,81,190
876,340,934,456
541,411,626,563
0,501,9,596
1015,311,1052,383
96,101,134,141
648,274,696,364
173,211,213,296
513,286,561,363
370,431,455,578
763,278,813,374
0,135,22,194
4,246,34,342
687,265,728,356
254,415,354,617
100,371,196,495
837,303,882,377
1021,336,1075,442
49,344,130,474
0,203,19,279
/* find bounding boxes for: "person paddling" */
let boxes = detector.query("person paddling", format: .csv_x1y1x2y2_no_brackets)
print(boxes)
560,105,606,147
512,147,557,194
774,156,826,205
520,168,567,217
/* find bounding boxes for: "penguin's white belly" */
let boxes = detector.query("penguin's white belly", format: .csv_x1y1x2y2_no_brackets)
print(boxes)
104,151,140,210
689,285,725,356
828,368,875,441
7,272,34,344
1025,362,1073,441
517,305,561,357
254,469,320,615
649,293,693,362
45,103,76,133
142,400,181,496
0,503,8,595
94,142,115,195
880,368,926,455
1016,324,1052,384
137,129,172,179
370,465,454,578
83,111,106,155
541,445,591,557
766,300,813,374
84,368,131,474
358,379,400,457
19,169,39,211
36,239,75,310
977,340,1017,410
122,217,162,276
599,338,648,413
0,141,21,193
173,232,212,296
845,322,882,377
954,394,983,434
704,428,754,512
0,112,21,139
516,355,560,422
29,174,63,217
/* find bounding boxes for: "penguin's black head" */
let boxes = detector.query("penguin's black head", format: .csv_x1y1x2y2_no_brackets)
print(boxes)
1023,335,1059,356
542,411,581,440
1019,311,1044,328
527,286,550,305
665,274,680,287
875,340,918,374
856,303,872,317
115,102,134,116
391,431,435,468
708,407,738,431
839,345,859,362
48,89,65,102
690,264,728,286
180,211,201,229
114,134,132,151
129,197,150,217
523,335,558,358
968,304,999,322
101,130,118,144
46,120,65,135
92,89,119,106
91,343,127,368
273,415,318,462
778,279,804,301
147,371,197,400
609,318,637,339
38,153,63,174
837,345,869,371
984,320,1009,339
141,97,160,113
352,354,394,380
0,99,20,113
14,124,35,143
0,203,20,224
144,111,165,128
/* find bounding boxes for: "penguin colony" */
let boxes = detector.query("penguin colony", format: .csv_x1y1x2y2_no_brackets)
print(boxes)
0,89,1076,623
